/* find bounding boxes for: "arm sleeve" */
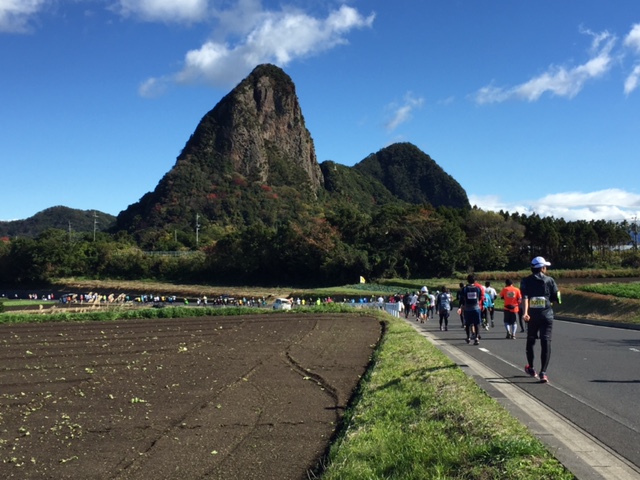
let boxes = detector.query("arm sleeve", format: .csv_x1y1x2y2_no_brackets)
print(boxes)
549,278,560,303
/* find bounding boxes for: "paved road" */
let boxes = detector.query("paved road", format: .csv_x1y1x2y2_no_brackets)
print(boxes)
403,310,640,480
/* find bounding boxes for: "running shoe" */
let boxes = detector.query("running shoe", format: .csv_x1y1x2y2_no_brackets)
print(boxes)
506,333,511,339
512,334,516,339
539,373,549,383
465,337,470,344
473,339,479,345
524,365,538,378
491,321,495,328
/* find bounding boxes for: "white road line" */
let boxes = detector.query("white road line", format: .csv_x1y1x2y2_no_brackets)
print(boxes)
465,344,640,436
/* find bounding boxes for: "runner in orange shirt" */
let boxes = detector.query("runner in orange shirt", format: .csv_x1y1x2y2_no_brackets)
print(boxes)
500,279,522,339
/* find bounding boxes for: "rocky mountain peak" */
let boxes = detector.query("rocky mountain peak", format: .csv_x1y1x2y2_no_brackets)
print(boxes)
180,63,323,193
117,64,324,232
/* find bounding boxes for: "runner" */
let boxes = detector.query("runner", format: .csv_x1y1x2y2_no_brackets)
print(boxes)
484,281,497,328
482,290,494,330
428,291,436,319
458,275,484,345
455,282,465,328
410,291,419,319
418,286,430,323
402,291,411,319
500,279,522,339
436,287,452,331
521,256,560,383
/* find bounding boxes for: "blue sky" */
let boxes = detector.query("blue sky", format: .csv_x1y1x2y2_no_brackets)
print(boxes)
2,1,640,223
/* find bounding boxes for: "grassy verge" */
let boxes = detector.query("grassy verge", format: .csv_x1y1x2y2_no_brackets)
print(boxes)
1,299,54,307
319,312,574,479
576,281,640,299
555,288,640,324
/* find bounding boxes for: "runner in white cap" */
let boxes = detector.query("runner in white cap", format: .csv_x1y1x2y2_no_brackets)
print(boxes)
520,256,560,384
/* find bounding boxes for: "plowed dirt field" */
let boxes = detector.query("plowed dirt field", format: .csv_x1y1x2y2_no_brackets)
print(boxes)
0,313,382,479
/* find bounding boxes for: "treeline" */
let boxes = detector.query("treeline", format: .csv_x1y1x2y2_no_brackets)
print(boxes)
0,204,638,287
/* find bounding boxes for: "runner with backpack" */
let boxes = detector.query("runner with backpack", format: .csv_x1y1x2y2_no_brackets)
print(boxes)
482,290,494,330
418,286,430,323
484,281,497,328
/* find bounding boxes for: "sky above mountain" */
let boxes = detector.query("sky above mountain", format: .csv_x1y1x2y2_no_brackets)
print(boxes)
2,0,640,224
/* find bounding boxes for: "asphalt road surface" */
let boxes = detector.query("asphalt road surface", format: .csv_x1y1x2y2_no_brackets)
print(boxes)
405,310,640,479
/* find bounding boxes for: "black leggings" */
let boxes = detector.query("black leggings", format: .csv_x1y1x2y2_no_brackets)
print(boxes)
526,316,553,373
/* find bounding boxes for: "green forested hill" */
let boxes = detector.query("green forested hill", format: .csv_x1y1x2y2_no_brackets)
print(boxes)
355,143,470,210
0,206,115,238
320,160,404,213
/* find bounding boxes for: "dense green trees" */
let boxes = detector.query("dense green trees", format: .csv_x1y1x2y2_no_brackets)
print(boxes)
0,204,637,287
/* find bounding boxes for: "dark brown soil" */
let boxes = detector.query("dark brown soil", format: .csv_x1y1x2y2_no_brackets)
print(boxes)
0,314,382,479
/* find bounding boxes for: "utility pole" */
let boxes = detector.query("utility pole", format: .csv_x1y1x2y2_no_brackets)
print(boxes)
195,214,200,248
93,211,98,242
632,216,638,251
68,221,72,242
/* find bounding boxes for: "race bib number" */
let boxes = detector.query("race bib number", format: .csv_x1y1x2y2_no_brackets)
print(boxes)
466,291,477,300
530,296,546,308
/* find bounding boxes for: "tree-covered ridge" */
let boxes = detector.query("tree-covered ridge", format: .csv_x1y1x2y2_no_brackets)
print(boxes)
355,143,470,210
2,203,638,287
0,206,115,238
320,160,403,213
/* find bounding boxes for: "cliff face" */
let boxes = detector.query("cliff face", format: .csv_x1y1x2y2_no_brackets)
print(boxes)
180,64,323,192
117,64,323,232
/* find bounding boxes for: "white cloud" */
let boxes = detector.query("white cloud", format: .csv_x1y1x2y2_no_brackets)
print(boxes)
624,23,640,54
624,65,640,95
0,0,46,33
143,4,374,91
115,0,208,23
138,76,169,98
385,93,424,132
470,189,640,222
623,24,640,94
209,0,266,37
474,29,616,104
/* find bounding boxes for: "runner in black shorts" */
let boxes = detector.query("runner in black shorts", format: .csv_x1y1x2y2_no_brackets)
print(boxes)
459,275,483,345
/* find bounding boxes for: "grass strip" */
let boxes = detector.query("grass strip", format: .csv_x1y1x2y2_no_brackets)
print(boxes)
576,281,640,300
0,302,373,324
320,314,575,479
